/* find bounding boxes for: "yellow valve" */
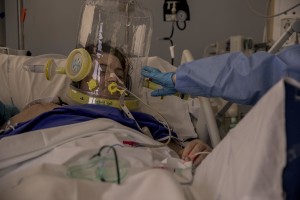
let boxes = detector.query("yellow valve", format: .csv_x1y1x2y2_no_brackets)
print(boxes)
87,79,98,91
56,66,66,74
45,59,55,80
108,82,126,95
45,59,67,81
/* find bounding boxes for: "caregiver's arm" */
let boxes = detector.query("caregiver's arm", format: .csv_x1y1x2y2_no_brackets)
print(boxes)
142,45,300,105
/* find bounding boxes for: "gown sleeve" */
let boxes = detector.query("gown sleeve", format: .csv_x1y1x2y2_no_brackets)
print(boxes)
175,45,300,105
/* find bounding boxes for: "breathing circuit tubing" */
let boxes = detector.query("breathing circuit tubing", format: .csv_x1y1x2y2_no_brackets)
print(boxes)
117,84,173,148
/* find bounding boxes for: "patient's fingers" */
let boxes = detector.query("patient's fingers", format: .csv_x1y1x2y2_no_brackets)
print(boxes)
182,139,210,161
192,153,208,167
191,146,212,167
182,140,197,160
181,139,212,167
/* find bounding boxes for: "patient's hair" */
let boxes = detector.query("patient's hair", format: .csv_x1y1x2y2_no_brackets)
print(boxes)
83,42,127,71
101,43,127,73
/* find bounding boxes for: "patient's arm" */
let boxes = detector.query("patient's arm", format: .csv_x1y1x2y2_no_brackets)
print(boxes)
2,103,60,128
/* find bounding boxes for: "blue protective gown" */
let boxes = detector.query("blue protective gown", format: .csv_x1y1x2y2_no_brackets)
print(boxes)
175,44,300,105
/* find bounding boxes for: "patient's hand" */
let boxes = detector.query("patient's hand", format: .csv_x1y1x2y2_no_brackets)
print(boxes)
181,139,212,167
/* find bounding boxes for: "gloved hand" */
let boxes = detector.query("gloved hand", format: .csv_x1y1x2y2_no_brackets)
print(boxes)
141,66,177,96
0,101,20,126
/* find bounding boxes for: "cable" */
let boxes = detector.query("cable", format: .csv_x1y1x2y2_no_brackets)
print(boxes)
162,22,175,65
176,21,187,31
117,85,173,148
246,0,300,18
262,0,272,43
163,19,188,65
90,145,121,184
67,145,125,184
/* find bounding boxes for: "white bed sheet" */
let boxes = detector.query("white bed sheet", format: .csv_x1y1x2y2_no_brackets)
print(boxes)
0,77,293,200
0,118,189,200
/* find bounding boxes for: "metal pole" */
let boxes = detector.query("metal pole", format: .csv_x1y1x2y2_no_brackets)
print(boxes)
181,49,221,147
0,0,5,46
17,0,24,50
268,20,300,53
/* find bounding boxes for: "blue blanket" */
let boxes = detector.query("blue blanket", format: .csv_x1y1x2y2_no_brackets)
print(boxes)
1,104,177,140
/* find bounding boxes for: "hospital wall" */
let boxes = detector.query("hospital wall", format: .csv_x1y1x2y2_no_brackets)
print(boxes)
4,0,266,65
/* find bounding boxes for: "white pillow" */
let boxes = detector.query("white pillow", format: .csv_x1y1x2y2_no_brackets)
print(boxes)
0,54,12,105
0,54,70,110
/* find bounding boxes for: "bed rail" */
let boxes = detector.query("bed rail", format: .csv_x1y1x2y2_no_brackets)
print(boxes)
181,49,221,147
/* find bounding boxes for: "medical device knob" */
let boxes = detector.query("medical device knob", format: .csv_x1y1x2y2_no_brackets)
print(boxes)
45,58,65,80
65,48,92,82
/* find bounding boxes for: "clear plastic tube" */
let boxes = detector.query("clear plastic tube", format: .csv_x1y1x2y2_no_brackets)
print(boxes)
22,54,66,73
23,64,45,73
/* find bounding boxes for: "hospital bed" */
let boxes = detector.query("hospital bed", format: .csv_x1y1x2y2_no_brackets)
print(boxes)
0,52,298,200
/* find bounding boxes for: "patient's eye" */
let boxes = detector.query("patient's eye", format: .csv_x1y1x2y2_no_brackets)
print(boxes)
114,68,124,79
100,64,108,71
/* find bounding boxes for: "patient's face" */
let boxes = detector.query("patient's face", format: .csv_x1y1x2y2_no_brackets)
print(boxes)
99,53,125,82
79,53,125,98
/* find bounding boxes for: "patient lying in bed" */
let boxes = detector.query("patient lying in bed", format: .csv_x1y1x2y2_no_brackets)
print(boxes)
1,48,300,199
0,46,212,167
1,101,211,167
1,77,299,200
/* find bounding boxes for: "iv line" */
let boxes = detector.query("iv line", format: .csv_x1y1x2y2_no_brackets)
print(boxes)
117,84,173,148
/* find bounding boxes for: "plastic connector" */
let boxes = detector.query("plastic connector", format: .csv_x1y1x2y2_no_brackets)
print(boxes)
123,140,143,147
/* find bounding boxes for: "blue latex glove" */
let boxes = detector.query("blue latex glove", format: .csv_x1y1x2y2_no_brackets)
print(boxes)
141,66,177,96
0,101,20,126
